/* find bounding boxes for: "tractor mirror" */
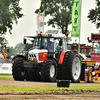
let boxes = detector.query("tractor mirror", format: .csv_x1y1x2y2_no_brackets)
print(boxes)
24,39,27,44
59,40,62,46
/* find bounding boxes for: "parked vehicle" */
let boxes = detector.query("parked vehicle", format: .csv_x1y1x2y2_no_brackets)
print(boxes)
81,33,100,82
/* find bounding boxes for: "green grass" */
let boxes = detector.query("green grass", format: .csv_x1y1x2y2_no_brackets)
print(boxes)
70,85,100,90
0,74,12,76
0,85,100,91
0,74,13,79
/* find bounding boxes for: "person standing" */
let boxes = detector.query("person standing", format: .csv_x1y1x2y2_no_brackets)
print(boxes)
0,50,6,60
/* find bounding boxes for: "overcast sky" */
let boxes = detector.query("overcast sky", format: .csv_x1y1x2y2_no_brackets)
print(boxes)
5,0,100,47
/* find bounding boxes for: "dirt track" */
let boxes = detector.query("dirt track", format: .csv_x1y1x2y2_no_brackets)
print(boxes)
0,79,100,86
0,79,100,99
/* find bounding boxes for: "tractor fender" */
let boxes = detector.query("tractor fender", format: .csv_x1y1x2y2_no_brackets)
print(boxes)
12,55,26,62
58,50,71,64
47,57,58,64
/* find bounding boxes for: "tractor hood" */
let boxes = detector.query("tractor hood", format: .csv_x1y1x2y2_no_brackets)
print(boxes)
28,49,48,63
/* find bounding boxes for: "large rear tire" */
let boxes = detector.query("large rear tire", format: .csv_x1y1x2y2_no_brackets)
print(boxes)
60,51,81,83
12,57,26,81
41,59,57,82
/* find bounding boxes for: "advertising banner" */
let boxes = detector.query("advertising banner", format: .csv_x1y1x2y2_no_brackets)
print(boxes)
37,12,45,33
0,63,12,74
71,0,81,37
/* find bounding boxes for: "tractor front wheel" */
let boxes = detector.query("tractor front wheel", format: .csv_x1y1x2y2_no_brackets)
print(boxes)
12,57,26,81
41,59,57,82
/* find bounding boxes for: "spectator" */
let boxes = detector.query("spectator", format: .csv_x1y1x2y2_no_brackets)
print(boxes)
0,50,6,60
10,55,14,62
2,47,6,53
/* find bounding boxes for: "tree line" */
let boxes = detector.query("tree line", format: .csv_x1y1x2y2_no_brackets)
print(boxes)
0,0,100,55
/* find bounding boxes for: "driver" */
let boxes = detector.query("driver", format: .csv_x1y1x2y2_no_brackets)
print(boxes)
47,38,54,52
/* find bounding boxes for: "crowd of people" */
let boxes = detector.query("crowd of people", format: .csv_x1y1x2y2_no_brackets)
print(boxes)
0,48,14,63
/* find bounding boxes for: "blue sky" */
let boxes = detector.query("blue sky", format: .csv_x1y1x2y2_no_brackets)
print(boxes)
5,0,100,47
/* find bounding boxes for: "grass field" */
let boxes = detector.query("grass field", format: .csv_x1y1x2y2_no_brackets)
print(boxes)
0,74,13,79
0,85,100,91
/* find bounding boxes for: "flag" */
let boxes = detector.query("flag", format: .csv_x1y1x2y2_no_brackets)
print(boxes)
37,12,45,33
71,0,81,37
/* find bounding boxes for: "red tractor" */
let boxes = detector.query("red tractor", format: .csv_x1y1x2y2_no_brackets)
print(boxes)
81,33,100,82
12,30,82,82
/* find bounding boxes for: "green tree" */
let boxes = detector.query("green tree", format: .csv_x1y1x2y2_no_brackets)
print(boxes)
0,0,23,35
24,43,33,51
14,43,25,51
88,0,100,28
0,36,8,45
8,46,18,57
23,38,34,51
35,0,74,35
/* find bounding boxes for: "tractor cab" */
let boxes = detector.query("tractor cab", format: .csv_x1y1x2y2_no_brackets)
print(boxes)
24,30,67,62
91,42,100,61
67,43,78,53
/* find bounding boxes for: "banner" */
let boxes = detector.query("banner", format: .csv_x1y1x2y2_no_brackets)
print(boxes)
0,63,12,74
37,12,45,33
71,0,81,37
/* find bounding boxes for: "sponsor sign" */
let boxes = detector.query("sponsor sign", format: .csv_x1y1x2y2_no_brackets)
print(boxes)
86,62,95,70
0,63,12,74
37,12,45,33
71,0,81,37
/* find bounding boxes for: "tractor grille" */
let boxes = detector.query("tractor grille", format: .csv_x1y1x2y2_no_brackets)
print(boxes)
29,54,36,58
28,54,37,61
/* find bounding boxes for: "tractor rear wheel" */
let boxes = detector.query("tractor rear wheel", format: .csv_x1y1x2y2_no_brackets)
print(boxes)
41,59,57,82
60,51,81,83
12,57,26,81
